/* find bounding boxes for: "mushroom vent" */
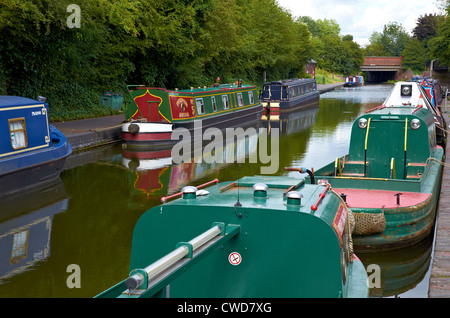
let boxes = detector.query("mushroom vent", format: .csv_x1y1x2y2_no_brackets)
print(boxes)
286,191,303,206
252,183,268,198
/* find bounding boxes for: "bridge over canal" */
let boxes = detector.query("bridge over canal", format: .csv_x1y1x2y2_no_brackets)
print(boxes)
360,56,403,82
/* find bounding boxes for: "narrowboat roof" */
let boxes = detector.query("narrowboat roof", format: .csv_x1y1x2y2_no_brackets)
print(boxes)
0,96,45,108
135,83,256,94
383,81,429,108
164,175,340,224
264,78,316,86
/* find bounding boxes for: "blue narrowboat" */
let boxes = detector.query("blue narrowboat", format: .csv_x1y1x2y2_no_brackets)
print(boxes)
259,78,319,114
344,76,364,87
0,96,72,199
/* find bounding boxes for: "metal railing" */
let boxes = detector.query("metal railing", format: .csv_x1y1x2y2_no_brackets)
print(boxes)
122,222,241,297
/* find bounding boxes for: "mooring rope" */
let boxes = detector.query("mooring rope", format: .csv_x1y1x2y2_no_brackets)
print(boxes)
426,157,450,168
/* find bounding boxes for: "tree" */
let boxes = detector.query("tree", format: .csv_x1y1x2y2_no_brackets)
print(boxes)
299,16,362,75
428,4,450,66
364,32,388,56
401,38,427,73
380,22,410,56
413,13,444,44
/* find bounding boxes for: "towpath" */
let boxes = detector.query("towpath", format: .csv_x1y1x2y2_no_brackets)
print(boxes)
51,114,125,150
429,109,450,297
317,82,344,94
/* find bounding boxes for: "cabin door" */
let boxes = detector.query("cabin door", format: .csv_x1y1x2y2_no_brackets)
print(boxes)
148,101,160,122
367,120,406,179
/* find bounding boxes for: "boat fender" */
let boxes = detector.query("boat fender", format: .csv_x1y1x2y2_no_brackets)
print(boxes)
128,123,140,134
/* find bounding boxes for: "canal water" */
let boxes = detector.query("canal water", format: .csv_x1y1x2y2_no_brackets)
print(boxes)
0,84,436,298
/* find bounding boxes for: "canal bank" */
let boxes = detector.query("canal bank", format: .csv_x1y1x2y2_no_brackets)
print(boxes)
51,114,125,151
52,83,345,151
429,109,450,298
317,82,345,94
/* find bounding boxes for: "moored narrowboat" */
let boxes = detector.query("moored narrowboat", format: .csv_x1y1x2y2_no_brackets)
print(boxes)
122,81,263,148
0,96,72,199
344,76,364,87
383,81,445,146
420,77,443,110
95,175,369,298
259,78,319,114
290,82,444,252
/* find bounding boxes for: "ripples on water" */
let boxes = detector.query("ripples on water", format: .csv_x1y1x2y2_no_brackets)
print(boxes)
0,84,435,297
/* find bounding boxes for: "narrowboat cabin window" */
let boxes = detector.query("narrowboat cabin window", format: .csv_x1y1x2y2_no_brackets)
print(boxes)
237,93,244,106
290,88,296,98
222,95,229,109
9,118,28,150
261,85,270,99
211,96,217,112
196,98,205,114
282,86,288,100
248,91,254,104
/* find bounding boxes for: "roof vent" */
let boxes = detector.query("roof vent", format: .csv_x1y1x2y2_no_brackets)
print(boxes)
252,183,268,198
182,186,198,199
286,191,303,206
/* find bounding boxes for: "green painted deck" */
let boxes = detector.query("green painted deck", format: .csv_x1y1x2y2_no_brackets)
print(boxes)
429,110,450,297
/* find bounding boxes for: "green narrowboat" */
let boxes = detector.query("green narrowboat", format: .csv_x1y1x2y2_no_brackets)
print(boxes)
289,82,444,252
122,81,263,148
95,175,369,298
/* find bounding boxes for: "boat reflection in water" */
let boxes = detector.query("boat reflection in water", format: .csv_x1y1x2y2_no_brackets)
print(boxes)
0,179,68,283
122,103,319,198
122,131,260,197
359,232,434,298
262,103,319,135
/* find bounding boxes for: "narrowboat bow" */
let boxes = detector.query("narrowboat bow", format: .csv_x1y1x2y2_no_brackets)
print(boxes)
122,82,263,148
95,175,368,298
289,82,444,252
383,81,445,145
0,96,72,199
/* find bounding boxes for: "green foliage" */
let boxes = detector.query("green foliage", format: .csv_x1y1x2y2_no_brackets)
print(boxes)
380,22,410,57
401,38,427,73
413,13,443,44
0,0,319,121
429,5,450,66
300,16,363,76
364,23,410,57
364,32,388,56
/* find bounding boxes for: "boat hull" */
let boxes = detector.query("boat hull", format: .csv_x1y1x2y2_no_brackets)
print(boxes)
349,186,440,252
263,94,319,114
0,126,72,199
344,82,363,87
312,147,443,252
122,104,263,148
